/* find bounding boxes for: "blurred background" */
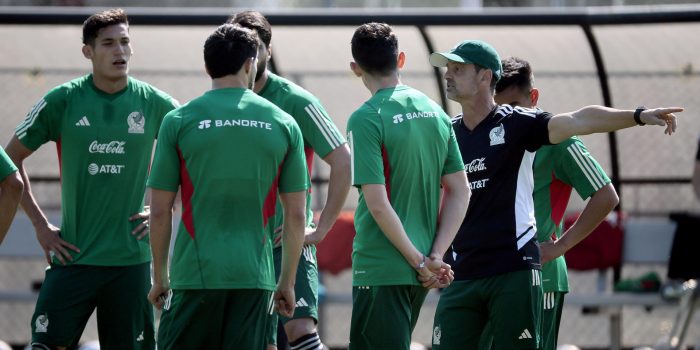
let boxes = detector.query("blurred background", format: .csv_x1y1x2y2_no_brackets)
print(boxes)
0,0,699,349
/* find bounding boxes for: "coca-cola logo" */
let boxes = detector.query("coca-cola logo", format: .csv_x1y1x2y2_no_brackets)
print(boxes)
89,141,126,154
465,158,487,173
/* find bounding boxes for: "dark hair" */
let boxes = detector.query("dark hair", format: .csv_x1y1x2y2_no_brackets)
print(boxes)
204,24,259,79
227,10,272,48
495,56,534,94
82,8,128,46
351,22,398,76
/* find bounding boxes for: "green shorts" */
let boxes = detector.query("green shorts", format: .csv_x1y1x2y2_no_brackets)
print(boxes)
349,285,429,350
157,289,273,350
541,291,565,350
433,269,543,350
30,262,154,350
478,290,564,350
267,245,319,345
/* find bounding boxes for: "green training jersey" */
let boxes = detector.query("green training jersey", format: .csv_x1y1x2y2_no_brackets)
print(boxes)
147,87,310,290
347,85,464,286
258,72,346,244
16,75,178,266
533,136,610,292
0,146,17,181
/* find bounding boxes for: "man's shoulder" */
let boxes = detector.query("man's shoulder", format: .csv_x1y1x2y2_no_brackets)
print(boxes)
127,77,176,103
266,72,319,104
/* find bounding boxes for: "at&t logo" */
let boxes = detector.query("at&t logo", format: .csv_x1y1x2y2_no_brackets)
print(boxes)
88,163,125,175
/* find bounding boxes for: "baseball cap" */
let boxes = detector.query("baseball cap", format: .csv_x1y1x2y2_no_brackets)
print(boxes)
429,40,502,81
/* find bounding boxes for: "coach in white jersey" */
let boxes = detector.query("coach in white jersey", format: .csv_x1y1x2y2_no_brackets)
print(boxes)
427,40,682,350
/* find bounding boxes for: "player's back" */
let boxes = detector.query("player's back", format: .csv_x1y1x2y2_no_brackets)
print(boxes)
349,85,456,286
156,87,305,290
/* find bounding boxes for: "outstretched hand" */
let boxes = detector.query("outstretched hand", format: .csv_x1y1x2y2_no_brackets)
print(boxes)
640,107,683,135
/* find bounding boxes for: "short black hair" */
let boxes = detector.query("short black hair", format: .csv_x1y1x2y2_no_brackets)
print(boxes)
204,24,259,79
351,22,398,76
82,8,128,46
227,10,272,48
495,56,534,94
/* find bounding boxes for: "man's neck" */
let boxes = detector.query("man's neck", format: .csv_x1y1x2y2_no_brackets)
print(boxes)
460,92,497,130
366,72,401,96
212,74,249,90
92,74,128,94
253,70,269,93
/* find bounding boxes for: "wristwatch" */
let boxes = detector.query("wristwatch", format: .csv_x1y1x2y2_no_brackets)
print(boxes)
634,106,646,126
416,255,426,270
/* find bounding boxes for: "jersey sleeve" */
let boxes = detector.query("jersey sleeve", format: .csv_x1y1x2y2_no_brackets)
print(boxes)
15,88,65,150
153,91,180,139
443,119,465,175
347,107,384,187
292,98,346,158
278,116,311,194
514,107,552,152
147,111,182,192
0,146,18,182
553,137,611,200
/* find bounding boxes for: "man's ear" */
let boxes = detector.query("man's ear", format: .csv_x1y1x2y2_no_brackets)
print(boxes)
481,69,493,85
397,51,406,69
82,45,92,60
243,56,257,74
350,61,363,77
530,87,540,107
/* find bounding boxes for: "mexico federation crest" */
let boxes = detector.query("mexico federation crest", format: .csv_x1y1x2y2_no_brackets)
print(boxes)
127,111,145,134
489,124,505,146
35,314,49,333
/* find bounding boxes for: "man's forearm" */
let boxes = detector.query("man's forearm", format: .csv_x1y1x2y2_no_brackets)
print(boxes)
549,106,636,144
315,147,351,236
0,173,24,243
15,164,50,230
278,191,306,288
557,184,618,252
363,184,423,268
149,189,176,284
431,181,470,259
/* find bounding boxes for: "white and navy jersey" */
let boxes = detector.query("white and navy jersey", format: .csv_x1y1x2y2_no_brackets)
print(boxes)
451,104,553,280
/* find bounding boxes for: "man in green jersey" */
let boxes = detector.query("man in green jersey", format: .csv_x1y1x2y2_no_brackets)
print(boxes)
484,56,618,350
0,146,23,244
146,24,309,350
228,11,351,350
5,9,178,350
347,23,470,350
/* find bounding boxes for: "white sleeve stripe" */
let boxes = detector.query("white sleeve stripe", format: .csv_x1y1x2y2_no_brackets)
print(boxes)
566,144,604,190
305,104,342,149
573,142,607,188
16,99,47,136
17,98,46,132
16,98,46,130
348,131,354,184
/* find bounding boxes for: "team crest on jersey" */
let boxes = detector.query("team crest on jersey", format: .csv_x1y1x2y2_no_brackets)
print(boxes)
489,124,505,146
127,112,145,134
433,325,442,345
35,314,48,333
